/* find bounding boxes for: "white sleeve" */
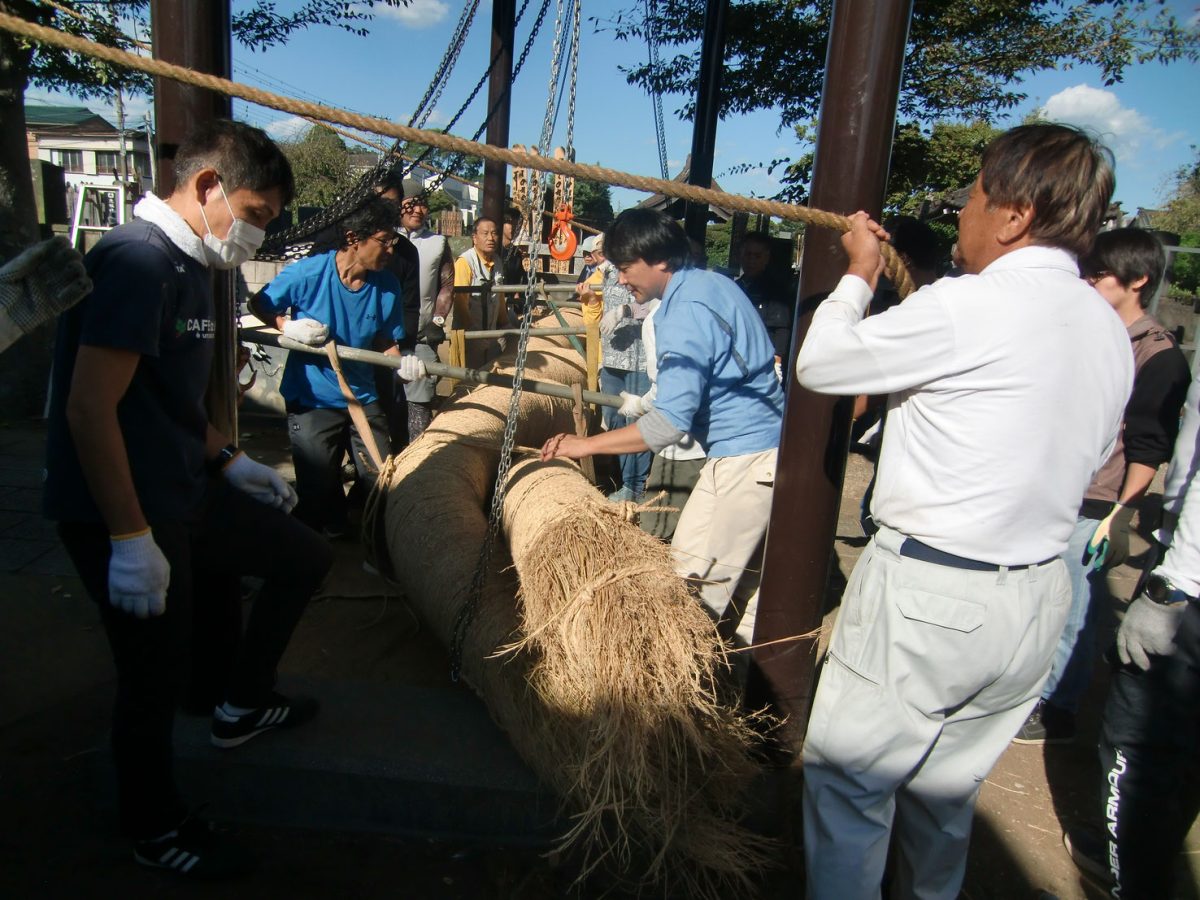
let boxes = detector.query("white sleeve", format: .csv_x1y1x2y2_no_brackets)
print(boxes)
795,273,958,396
1159,368,1200,543
1155,460,1200,596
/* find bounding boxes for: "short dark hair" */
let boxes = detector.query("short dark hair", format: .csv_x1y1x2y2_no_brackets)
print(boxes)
604,208,691,271
1081,228,1166,308
375,165,407,198
979,123,1114,258
885,216,941,271
174,119,295,207
472,216,498,236
741,231,772,251
339,195,400,248
503,206,522,228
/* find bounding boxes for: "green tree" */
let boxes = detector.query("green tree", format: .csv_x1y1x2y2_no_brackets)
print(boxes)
402,141,484,181
885,121,1000,215
426,188,457,215
281,124,355,208
1156,149,1200,299
603,0,1198,201
573,178,615,230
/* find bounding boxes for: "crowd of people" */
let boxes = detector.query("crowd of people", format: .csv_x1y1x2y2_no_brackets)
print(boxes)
35,115,1199,896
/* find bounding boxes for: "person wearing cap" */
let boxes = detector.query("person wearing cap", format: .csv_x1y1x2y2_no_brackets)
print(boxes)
396,178,454,441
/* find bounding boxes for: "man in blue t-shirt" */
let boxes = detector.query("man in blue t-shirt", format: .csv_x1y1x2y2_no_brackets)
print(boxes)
252,196,427,535
541,209,784,651
43,121,333,880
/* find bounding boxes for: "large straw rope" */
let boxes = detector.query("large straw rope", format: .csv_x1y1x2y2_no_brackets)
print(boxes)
0,10,915,298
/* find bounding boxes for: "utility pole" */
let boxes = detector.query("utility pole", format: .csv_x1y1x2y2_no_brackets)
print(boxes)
143,112,156,188
752,0,913,754
114,85,129,183
481,0,515,227
682,0,729,245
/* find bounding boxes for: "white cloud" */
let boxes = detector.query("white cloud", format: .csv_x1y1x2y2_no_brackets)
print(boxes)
373,0,450,29
1039,84,1176,162
262,115,313,140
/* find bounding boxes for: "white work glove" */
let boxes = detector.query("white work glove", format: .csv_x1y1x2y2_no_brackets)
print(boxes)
397,354,428,384
281,317,329,346
222,451,298,513
618,390,650,419
108,530,170,619
0,236,92,351
1116,594,1187,671
600,306,626,337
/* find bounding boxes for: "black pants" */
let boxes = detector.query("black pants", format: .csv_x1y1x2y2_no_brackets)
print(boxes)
57,479,332,840
286,402,389,533
1097,600,1200,899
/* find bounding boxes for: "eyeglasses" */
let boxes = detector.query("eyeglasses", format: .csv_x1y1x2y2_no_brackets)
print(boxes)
369,234,401,250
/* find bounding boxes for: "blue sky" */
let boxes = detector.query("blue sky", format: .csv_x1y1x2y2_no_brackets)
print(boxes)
25,0,1200,216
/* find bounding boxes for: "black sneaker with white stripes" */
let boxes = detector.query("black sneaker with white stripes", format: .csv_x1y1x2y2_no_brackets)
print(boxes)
133,814,254,880
210,692,319,749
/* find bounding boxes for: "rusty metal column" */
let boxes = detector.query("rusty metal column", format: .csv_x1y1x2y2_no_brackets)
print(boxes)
682,0,728,244
150,0,238,437
752,0,912,753
481,0,516,226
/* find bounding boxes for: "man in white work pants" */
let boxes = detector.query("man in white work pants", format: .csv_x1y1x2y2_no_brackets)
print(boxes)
803,525,1070,896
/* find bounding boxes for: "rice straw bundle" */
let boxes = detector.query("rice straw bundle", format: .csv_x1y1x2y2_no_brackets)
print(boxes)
377,310,766,896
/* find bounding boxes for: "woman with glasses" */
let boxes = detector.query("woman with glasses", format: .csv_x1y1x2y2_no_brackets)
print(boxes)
250,196,427,536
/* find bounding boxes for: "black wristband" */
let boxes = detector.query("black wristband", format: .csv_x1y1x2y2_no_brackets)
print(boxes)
208,443,240,474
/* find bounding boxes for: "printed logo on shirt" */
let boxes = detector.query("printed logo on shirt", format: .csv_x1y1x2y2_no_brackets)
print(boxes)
175,317,217,340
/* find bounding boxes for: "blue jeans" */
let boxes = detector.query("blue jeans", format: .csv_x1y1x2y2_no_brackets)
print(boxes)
1042,515,1111,712
600,367,652,494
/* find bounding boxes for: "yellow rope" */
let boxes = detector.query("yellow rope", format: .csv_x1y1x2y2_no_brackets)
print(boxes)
0,10,915,297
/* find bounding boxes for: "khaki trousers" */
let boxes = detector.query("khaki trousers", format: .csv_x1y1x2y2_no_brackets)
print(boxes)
802,524,1071,900
670,447,776,648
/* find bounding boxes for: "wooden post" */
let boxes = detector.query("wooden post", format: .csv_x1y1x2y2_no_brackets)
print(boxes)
752,0,913,752
150,0,238,438
481,0,516,226
682,0,729,245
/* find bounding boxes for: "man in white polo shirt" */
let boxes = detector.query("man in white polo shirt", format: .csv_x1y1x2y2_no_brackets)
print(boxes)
795,123,1132,900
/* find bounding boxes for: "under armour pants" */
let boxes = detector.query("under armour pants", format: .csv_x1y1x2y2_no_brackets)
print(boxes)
1096,599,1200,899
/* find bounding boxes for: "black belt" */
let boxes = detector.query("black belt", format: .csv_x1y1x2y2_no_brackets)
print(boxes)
899,538,1055,572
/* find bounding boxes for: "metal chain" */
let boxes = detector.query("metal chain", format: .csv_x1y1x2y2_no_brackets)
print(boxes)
421,0,551,193
260,0,541,256
645,0,670,181
410,0,481,128
448,0,570,682
563,0,580,210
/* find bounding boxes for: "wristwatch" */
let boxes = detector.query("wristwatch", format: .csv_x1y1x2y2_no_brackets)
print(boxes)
1145,573,1193,606
208,443,240,474
432,315,446,327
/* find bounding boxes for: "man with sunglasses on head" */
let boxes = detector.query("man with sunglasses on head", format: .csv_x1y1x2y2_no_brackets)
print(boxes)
251,196,427,537
396,179,454,441
1014,228,1190,747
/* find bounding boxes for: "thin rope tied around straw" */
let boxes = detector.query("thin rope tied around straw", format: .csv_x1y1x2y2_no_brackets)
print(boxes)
0,11,916,298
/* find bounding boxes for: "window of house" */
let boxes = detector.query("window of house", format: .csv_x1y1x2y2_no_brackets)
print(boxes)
51,149,84,172
95,150,121,173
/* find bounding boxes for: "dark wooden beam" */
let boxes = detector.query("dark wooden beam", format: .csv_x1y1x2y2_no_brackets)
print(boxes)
752,0,913,753
481,0,516,227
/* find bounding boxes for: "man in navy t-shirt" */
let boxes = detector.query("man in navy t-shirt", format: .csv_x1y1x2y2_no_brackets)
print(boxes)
43,121,334,879
252,195,428,535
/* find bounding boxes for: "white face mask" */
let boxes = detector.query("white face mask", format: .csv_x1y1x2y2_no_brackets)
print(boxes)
198,181,266,270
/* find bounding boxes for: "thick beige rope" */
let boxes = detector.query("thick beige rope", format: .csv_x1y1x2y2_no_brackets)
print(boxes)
0,10,915,297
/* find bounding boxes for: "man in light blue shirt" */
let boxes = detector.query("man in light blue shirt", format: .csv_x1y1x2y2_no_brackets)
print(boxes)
542,209,783,648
